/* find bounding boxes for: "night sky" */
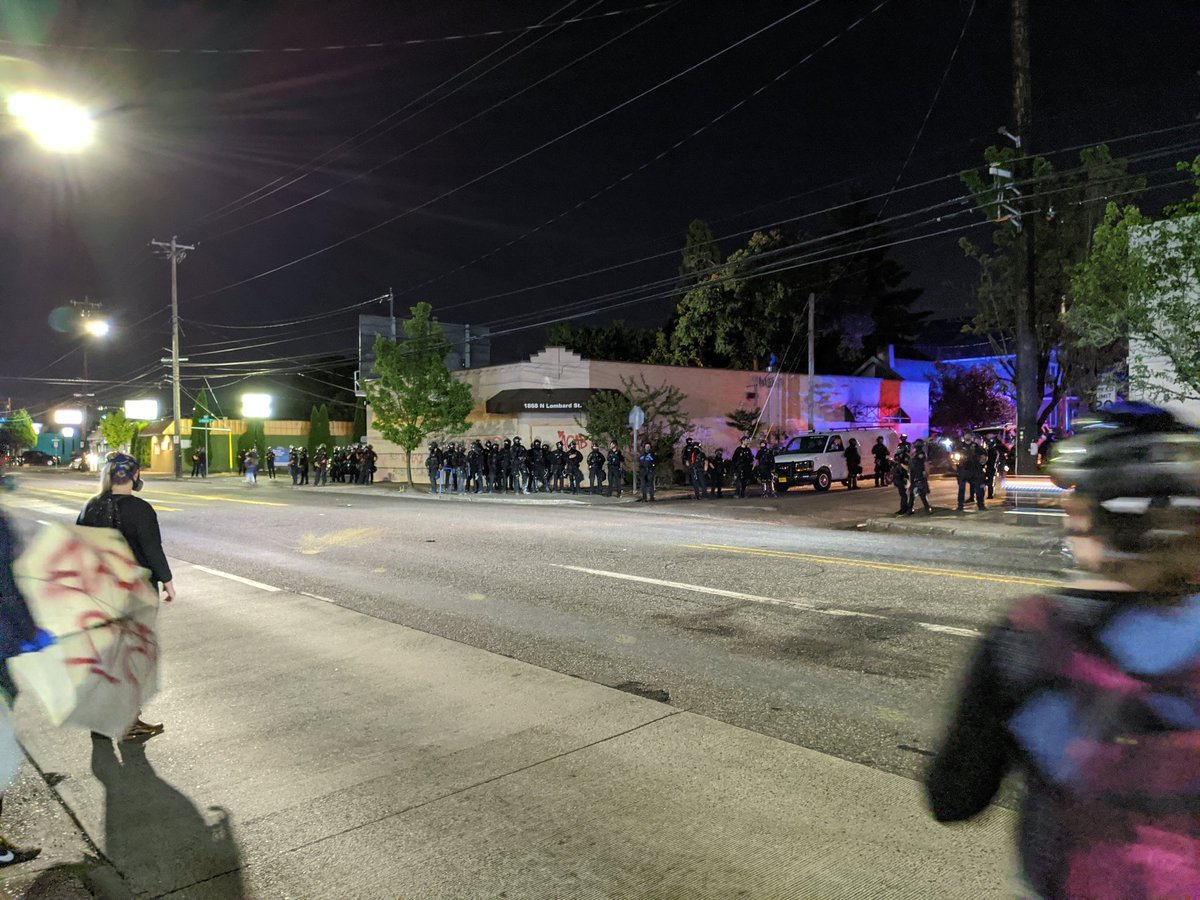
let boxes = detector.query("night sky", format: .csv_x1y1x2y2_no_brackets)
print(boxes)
1,0,1196,419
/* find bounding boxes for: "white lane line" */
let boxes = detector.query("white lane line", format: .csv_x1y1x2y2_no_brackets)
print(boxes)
190,564,281,592
918,623,981,638
35,520,50,526
555,565,974,637
300,591,335,603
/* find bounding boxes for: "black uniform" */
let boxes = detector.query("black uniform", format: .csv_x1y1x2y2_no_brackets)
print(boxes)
707,450,726,498
587,447,605,494
550,442,566,493
731,441,754,498
636,446,656,501
755,443,775,497
689,446,708,499
871,438,890,487
511,439,528,493
907,445,932,513
845,440,862,490
893,449,911,514
566,444,584,493
426,443,442,493
605,445,624,497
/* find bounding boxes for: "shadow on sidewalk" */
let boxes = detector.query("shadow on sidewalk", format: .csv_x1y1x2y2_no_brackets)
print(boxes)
91,734,243,897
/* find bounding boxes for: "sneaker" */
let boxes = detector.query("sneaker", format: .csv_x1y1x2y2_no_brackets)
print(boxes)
0,837,41,867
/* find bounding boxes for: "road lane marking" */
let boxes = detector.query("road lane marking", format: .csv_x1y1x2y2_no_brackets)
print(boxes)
140,488,287,508
18,488,185,512
559,564,983,639
190,564,280,592
297,527,376,555
299,591,335,603
683,543,1059,588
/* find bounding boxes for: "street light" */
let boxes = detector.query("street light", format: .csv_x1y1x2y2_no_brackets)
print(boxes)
84,318,110,337
6,91,95,153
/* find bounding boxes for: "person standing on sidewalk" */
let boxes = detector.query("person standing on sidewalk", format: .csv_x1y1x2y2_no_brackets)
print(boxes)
288,447,299,485
313,446,329,486
605,441,624,498
871,436,890,487
636,442,656,502
244,448,258,486
906,440,932,514
425,443,441,493
755,440,775,497
298,448,309,486
731,436,753,499
844,438,861,490
690,443,708,499
892,446,911,515
708,448,726,499
0,499,43,868
926,403,1200,898
587,445,605,495
77,453,175,741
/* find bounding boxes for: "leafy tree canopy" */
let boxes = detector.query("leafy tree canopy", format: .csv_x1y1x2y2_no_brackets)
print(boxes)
929,363,1014,435
1068,155,1200,402
98,409,141,451
0,409,38,455
546,321,658,363
577,375,691,482
365,302,474,485
961,144,1141,420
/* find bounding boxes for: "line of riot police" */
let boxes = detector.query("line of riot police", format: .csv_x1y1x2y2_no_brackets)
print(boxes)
425,437,632,497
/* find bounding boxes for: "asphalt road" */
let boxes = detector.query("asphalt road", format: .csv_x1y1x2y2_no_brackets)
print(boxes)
4,468,1064,786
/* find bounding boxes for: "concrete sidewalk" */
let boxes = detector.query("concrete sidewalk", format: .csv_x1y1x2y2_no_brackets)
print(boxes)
4,561,1015,898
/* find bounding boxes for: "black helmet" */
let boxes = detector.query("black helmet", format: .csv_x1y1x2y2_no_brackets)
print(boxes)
1049,402,1200,552
556,441,563,447
740,436,749,443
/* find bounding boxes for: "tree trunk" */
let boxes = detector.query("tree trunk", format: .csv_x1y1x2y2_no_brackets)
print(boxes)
405,449,413,488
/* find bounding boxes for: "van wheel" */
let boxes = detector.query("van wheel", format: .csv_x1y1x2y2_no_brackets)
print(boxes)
814,469,832,491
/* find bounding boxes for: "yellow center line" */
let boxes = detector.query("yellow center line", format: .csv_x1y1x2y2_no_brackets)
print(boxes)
141,488,288,507
682,543,1060,588
30,487,202,508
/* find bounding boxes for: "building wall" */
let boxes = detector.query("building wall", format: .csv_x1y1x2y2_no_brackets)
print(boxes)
367,348,930,484
144,418,355,472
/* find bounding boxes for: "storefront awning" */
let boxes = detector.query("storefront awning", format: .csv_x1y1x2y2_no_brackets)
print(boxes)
486,389,596,415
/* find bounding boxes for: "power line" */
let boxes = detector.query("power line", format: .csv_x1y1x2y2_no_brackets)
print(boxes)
193,0,594,231
0,3,675,56
185,1,826,302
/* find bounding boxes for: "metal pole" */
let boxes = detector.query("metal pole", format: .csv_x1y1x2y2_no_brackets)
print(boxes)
151,236,195,480
807,292,816,432
389,287,395,340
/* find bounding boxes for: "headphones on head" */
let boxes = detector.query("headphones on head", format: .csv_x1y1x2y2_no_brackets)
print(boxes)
106,452,143,492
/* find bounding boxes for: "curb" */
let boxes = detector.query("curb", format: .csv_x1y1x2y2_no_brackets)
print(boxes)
861,516,1062,549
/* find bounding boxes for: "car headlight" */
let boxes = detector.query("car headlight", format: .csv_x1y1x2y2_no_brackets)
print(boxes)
797,460,813,470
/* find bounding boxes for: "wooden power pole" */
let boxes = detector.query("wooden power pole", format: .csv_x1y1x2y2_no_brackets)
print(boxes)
1011,0,1039,473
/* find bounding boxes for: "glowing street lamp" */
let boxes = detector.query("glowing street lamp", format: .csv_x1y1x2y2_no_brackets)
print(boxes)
241,394,272,419
6,91,95,153
83,318,110,337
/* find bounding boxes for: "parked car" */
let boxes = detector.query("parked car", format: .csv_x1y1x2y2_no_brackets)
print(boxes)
17,450,58,467
773,429,899,492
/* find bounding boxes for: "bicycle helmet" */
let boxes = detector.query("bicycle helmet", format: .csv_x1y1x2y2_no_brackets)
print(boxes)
1048,401,1200,553
104,451,144,491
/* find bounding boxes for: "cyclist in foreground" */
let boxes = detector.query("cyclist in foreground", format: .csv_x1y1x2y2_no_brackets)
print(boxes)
926,402,1200,898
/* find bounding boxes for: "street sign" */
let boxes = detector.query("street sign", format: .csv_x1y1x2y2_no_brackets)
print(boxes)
628,405,645,430
196,415,215,424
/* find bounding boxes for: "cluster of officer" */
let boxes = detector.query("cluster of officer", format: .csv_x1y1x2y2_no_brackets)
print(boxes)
425,437,630,497
236,444,377,486
678,436,778,499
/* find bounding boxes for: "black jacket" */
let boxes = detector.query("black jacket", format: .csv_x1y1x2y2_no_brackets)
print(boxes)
78,493,173,587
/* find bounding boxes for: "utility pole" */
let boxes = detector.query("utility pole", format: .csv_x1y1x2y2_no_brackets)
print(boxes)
151,236,195,479
806,293,816,432
70,297,103,451
388,286,395,340
1011,0,1038,474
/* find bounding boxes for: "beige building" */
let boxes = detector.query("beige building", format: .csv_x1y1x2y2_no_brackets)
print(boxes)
367,347,930,484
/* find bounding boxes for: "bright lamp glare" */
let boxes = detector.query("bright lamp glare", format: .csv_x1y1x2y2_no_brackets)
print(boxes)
7,91,95,153
60,427,76,438
124,399,158,420
241,394,272,418
53,408,84,425
84,319,110,337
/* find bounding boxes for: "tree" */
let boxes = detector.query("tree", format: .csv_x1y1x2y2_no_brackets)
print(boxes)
929,363,1015,434
961,144,1141,451
679,218,722,288
98,409,141,451
724,407,762,440
1069,156,1200,401
365,302,474,486
238,420,266,454
577,375,691,484
307,404,332,457
545,321,658,363
0,409,37,456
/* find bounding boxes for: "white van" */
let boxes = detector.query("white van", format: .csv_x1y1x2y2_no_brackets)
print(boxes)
772,430,900,492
